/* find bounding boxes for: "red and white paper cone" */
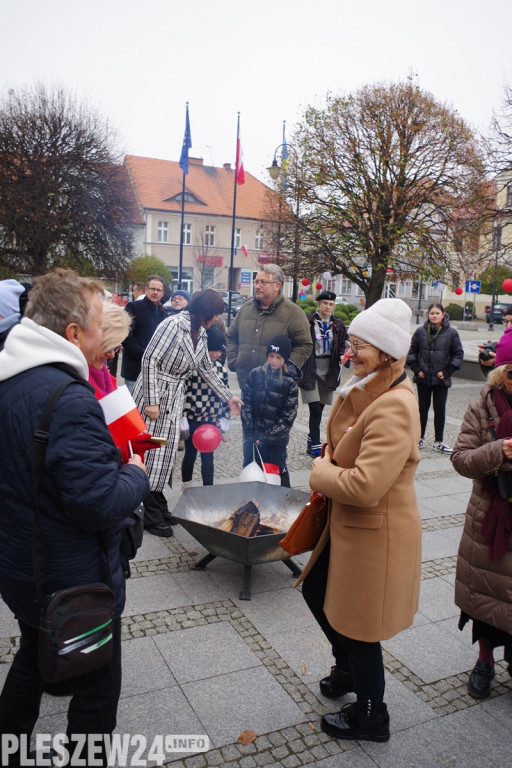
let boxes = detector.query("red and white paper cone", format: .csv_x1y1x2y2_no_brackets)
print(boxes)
99,385,147,446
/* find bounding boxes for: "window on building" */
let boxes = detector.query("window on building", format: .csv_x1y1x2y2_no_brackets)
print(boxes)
412,281,426,299
255,227,263,250
157,221,168,243
205,225,215,247
235,228,241,249
183,223,191,245
507,184,512,209
341,278,351,295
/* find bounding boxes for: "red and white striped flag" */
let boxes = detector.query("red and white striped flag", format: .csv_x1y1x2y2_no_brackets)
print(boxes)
99,385,147,446
236,130,245,185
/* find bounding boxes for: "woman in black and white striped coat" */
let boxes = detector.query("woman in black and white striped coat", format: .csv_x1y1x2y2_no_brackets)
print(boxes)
133,290,242,537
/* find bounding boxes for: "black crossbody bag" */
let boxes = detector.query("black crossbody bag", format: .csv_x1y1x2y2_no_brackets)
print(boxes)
32,380,114,682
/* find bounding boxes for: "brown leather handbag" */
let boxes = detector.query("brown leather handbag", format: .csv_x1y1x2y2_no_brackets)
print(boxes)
279,492,327,556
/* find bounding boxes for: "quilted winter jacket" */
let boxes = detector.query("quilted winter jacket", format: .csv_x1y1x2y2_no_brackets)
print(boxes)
226,293,312,388
452,383,512,633
407,315,463,387
0,319,149,626
299,312,348,391
241,361,301,445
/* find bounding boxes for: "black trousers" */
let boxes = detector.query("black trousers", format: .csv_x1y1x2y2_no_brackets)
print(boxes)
143,490,169,527
416,383,449,442
301,546,385,705
308,401,325,448
0,617,122,767
181,419,215,485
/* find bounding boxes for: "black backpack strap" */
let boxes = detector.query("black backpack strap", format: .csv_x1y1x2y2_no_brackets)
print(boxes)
32,380,78,605
31,379,112,606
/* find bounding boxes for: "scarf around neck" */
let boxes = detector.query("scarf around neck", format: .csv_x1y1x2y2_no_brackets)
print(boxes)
88,364,115,397
481,386,512,558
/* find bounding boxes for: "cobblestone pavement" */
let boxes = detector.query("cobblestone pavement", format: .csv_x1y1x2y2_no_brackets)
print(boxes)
2,343,512,768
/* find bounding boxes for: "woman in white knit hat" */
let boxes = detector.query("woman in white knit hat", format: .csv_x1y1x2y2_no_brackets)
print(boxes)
297,298,421,743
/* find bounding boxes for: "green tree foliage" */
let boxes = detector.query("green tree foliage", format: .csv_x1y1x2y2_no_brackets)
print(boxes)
0,84,134,276
128,255,171,285
284,79,486,306
478,264,512,295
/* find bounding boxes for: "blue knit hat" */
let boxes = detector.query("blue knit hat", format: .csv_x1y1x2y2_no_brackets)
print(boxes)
171,289,191,302
267,334,292,361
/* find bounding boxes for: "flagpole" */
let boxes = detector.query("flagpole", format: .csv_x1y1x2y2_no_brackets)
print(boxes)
178,102,191,291
178,169,186,289
228,112,241,326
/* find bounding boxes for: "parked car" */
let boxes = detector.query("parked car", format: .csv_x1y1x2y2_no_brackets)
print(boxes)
485,304,509,324
217,290,245,316
335,296,348,305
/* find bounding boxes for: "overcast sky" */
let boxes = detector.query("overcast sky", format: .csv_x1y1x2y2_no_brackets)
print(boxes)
2,0,511,182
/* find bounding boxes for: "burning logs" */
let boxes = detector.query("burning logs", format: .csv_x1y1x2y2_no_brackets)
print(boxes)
217,499,283,538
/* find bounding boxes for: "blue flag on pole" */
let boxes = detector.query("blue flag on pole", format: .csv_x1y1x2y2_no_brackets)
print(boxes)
179,105,192,175
281,121,289,190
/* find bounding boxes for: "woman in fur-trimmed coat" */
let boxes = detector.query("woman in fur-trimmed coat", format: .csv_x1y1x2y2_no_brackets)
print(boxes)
133,290,242,536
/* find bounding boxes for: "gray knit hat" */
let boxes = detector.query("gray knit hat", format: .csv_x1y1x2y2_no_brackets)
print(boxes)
348,298,412,360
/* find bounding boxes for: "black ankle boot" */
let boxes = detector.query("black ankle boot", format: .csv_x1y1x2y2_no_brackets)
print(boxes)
319,666,354,699
321,699,390,742
468,661,494,699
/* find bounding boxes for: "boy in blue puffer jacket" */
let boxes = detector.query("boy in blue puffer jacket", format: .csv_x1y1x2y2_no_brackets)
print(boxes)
241,334,300,487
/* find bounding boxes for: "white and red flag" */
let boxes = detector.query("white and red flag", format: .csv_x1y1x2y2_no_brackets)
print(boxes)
235,127,245,185
99,385,147,446
241,244,248,257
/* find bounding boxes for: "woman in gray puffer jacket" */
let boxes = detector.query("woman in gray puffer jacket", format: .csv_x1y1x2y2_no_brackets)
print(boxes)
407,303,463,453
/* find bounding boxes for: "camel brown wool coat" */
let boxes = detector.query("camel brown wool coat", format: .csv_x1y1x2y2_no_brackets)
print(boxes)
451,383,512,634
297,360,422,642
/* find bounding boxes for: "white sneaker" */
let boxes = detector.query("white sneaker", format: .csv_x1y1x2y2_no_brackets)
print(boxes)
433,441,452,453
418,439,425,449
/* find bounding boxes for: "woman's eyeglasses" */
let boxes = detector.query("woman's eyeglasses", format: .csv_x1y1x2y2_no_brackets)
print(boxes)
106,345,122,356
345,339,373,355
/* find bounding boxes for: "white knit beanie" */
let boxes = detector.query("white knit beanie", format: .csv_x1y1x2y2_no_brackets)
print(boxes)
348,298,412,360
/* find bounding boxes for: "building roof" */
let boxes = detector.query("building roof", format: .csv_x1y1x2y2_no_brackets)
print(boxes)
124,155,274,220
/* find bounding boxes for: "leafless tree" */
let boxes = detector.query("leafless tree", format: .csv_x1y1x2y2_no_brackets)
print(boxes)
0,83,134,276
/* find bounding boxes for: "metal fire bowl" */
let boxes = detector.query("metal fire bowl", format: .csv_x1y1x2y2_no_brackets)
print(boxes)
172,482,310,566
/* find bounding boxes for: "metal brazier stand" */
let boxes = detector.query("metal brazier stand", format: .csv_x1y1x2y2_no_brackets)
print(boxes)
172,482,309,599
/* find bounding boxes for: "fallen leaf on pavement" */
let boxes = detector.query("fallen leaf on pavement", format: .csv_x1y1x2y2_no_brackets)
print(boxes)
237,730,257,745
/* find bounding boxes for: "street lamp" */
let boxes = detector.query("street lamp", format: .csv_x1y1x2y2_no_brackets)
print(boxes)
267,142,301,302
489,222,502,331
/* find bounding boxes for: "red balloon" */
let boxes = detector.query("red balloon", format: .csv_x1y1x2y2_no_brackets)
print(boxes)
454,287,463,295
315,282,323,290
301,278,310,286
192,424,222,453
503,278,512,293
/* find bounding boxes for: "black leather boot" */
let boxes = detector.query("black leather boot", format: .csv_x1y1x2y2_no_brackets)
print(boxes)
468,661,494,699
319,666,354,699
321,699,390,742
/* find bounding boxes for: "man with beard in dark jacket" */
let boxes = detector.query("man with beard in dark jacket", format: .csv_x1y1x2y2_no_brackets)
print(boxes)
0,269,149,767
